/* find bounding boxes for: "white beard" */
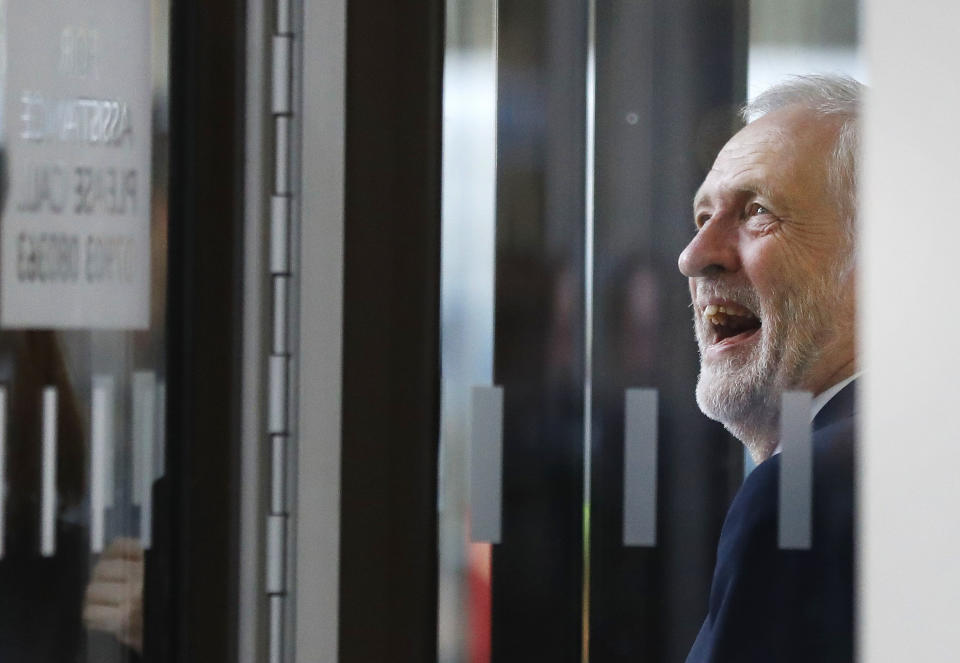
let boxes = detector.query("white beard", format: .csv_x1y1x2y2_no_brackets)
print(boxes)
693,265,848,458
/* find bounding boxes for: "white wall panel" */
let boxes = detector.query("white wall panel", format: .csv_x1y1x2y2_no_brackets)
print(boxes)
861,1,960,659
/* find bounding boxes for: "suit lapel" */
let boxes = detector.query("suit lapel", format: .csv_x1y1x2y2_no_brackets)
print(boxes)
812,379,857,432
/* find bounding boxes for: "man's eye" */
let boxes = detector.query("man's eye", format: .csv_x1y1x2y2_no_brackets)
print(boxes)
748,203,771,217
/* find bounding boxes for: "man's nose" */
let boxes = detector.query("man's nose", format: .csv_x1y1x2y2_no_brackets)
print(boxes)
678,218,741,277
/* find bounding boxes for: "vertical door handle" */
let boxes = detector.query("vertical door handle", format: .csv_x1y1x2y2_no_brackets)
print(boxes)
779,391,812,550
623,388,658,547
132,372,157,549
470,386,503,544
0,388,7,559
41,387,58,557
156,381,167,478
90,377,115,554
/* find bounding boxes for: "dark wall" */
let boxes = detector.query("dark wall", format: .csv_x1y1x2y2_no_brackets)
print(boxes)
338,1,445,662
165,0,245,660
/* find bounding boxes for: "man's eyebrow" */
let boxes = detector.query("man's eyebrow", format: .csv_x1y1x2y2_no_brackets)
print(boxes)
740,181,779,204
694,182,783,215
692,187,711,215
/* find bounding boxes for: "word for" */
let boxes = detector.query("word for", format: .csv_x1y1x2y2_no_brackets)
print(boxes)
59,25,100,79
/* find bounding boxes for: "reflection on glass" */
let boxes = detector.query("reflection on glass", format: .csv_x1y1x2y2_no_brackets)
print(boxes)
439,0,497,661
0,0,169,659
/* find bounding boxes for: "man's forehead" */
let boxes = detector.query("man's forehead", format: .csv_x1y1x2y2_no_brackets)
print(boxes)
694,108,831,209
693,163,780,209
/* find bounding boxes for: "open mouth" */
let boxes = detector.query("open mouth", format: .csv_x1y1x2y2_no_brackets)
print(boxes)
703,303,761,348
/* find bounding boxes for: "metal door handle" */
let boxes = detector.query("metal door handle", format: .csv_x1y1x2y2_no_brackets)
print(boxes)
623,388,658,547
90,377,115,554
470,386,503,544
0,388,7,559
133,372,157,548
779,391,813,550
41,387,57,557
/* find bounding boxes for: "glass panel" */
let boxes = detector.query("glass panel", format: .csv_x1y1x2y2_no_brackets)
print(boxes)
440,1,589,661
438,1,497,659
590,0,863,660
589,3,745,659
442,0,862,661
491,2,588,658
0,0,169,660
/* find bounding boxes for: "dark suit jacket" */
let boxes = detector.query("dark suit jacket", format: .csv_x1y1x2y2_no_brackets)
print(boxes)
686,383,856,663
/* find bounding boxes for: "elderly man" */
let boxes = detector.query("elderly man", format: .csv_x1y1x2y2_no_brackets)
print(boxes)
679,75,861,662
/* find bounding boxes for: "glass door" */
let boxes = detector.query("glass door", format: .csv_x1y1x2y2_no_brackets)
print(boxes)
588,1,745,658
440,0,863,661
441,1,589,660
0,0,169,660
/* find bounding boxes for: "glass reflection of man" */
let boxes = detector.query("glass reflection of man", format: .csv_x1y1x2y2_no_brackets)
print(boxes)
679,75,860,662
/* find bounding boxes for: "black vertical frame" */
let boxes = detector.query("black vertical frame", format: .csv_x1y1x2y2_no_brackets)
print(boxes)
338,1,444,662
165,0,245,660
492,1,588,660
589,0,748,661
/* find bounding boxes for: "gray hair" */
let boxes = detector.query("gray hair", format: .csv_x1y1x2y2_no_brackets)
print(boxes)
742,74,863,238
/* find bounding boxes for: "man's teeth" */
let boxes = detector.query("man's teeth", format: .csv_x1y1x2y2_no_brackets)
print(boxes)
703,303,754,326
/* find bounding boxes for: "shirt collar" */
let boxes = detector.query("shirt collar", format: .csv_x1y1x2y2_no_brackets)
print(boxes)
810,372,862,421
771,372,861,455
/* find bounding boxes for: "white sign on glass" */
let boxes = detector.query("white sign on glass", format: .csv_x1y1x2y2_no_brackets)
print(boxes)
1,0,152,328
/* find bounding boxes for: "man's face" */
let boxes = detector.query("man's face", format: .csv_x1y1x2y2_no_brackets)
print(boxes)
678,105,856,449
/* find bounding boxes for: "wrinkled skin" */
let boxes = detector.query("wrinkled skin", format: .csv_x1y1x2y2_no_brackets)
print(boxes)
678,105,856,461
